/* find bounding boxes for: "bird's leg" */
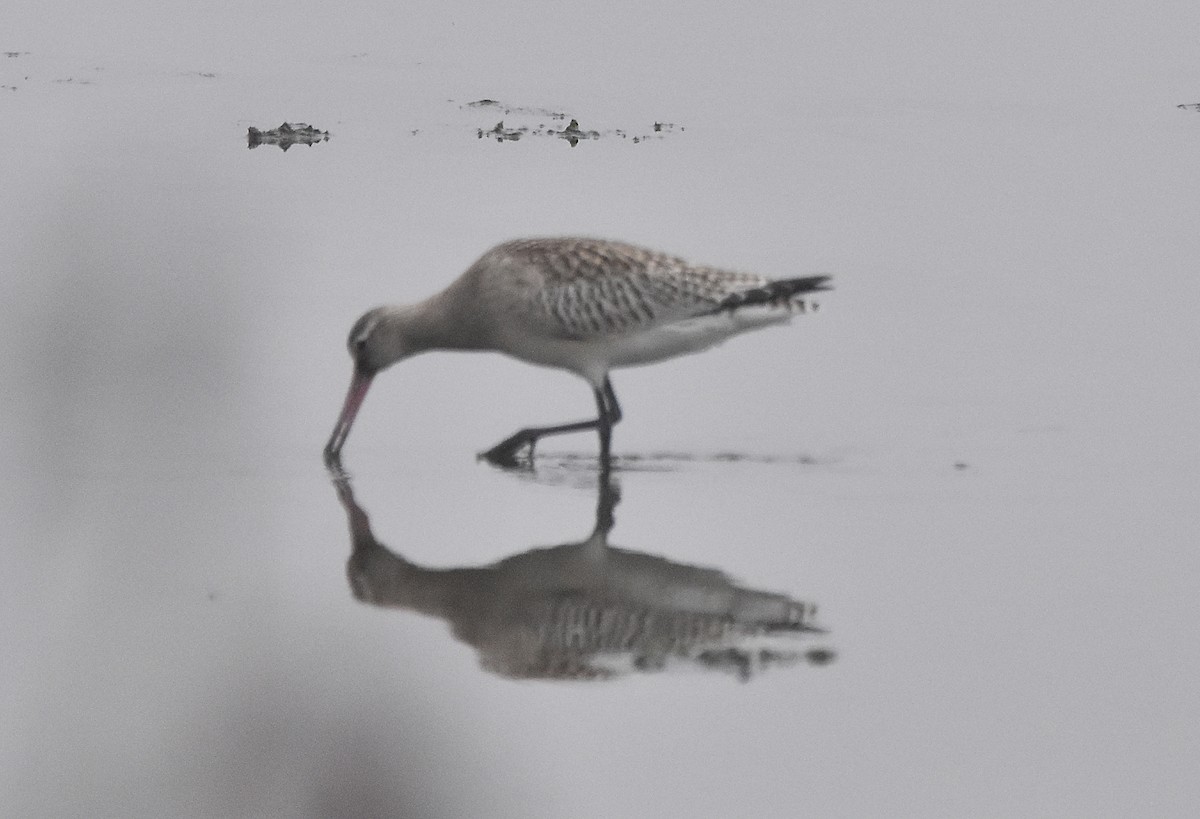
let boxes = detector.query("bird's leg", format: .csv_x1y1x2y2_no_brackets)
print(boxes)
595,386,613,465
604,377,622,423
479,418,598,467
596,377,622,473
594,466,621,534
479,378,622,468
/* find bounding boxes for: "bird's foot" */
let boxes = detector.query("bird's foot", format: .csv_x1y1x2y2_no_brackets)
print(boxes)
478,431,537,469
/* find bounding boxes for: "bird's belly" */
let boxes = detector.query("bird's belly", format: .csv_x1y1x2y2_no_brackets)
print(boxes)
606,311,791,368
497,310,791,385
603,326,724,367
496,332,612,385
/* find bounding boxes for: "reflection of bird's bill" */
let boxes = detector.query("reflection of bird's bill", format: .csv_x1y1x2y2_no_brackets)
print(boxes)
328,468,374,549
324,367,374,460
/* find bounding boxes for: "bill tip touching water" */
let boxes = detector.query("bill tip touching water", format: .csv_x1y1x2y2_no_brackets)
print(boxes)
323,237,832,466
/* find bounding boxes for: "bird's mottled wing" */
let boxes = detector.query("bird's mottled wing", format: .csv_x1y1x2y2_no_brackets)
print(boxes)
487,238,767,339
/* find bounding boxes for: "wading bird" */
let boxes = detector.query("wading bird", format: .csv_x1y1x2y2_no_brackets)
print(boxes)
324,237,830,466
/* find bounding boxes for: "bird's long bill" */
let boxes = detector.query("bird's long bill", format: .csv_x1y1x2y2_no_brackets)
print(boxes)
324,367,374,462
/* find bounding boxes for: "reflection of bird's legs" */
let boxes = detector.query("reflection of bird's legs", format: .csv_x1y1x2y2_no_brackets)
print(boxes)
595,466,621,536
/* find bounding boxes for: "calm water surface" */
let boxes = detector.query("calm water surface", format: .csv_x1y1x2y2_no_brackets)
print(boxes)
4,8,1200,816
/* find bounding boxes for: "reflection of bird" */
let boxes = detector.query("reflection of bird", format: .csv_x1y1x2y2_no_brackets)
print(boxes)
332,472,834,682
324,237,831,466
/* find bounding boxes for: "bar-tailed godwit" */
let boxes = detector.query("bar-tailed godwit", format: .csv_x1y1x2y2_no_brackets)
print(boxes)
324,237,831,466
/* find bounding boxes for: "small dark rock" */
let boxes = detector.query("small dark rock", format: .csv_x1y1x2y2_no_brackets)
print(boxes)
247,122,330,151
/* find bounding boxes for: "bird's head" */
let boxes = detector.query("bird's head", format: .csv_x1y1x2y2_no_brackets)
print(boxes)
346,306,417,375
324,306,416,463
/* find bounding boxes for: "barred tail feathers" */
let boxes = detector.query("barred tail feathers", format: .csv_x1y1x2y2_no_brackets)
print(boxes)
713,275,832,314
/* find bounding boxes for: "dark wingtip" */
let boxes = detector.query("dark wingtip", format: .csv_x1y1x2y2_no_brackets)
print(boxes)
791,275,833,292
714,275,834,312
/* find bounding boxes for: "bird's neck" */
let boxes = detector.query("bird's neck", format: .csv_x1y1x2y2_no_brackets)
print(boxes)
386,286,487,355
355,548,495,623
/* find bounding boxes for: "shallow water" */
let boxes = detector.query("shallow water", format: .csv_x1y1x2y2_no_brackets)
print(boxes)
4,5,1200,817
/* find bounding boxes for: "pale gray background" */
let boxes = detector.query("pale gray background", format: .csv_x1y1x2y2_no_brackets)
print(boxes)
3,1,1199,817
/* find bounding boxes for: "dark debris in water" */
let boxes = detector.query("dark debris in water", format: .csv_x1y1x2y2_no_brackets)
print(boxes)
489,450,827,492
478,118,602,146
533,451,824,472
247,122,330,151
464,99,682,147
624,450,821,466
557,118,600,147
465,99,569,120
1177,103,1200,112
478,120,525,142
